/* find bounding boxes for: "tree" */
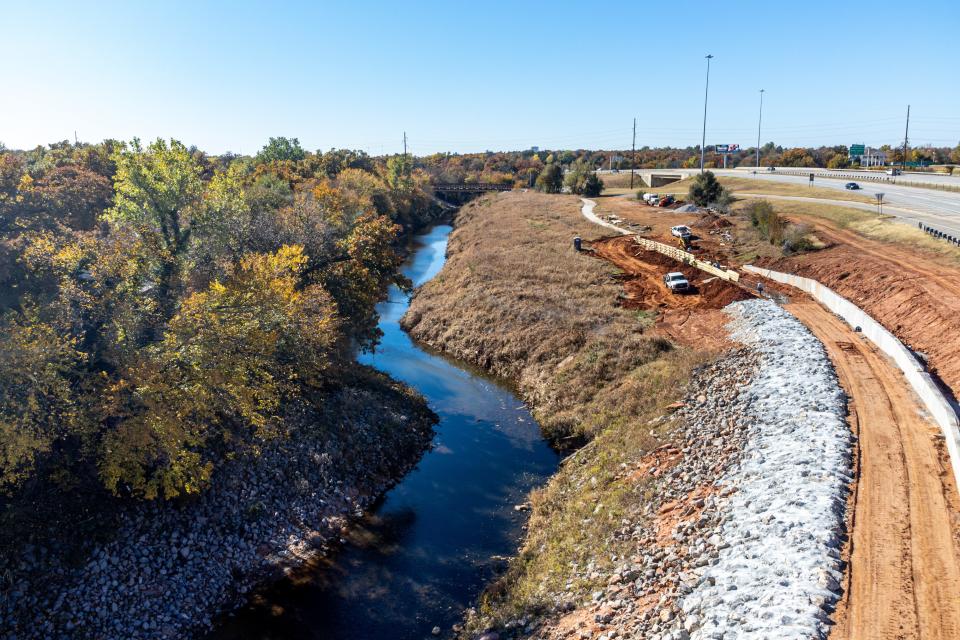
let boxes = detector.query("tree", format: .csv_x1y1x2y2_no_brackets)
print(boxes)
23,165,113,231
582,173,604,197
827,154,850,169
105,138,204,325
0,307,85,493
99,245,341,499
386,154,414,193
535,163,563,193
688,170,722,206
563,160,593,194
256,137,306,163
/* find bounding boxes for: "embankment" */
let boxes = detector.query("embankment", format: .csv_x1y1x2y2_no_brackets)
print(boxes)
405,191,854,639
401,191,710,628
0,367,435,639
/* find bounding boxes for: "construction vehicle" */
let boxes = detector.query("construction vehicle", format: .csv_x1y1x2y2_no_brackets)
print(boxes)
657,195,675,207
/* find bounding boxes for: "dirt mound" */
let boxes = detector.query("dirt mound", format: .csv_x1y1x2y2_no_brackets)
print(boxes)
692,213,733,230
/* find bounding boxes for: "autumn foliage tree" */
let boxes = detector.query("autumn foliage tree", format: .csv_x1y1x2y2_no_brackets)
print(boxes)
0,137,414,503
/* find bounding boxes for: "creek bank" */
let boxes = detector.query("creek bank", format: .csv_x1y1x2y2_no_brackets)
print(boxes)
0,367,436,639
460,300,851,640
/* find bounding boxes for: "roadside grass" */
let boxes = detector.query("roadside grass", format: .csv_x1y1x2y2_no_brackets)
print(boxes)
714,176,874,202
401,191,711,630
603,176,873,204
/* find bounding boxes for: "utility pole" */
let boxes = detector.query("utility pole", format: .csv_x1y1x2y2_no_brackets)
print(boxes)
700,54,713,173
756,89,765,169
403,131,408,159
74,130,78,145
901,105,910,172
630,117,637,189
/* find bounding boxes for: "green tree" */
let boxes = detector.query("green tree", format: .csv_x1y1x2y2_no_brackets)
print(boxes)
535,163,563,193
256,137,306,163
105,138,204,324
563,160,592,195
688,170,722,206
582,173,604,197
386,154,414,193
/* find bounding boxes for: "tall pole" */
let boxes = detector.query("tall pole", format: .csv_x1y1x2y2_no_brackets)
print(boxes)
630,117,637,189
700,54,713,173
756,89,765,169
403,131,408,159
901,105,910,172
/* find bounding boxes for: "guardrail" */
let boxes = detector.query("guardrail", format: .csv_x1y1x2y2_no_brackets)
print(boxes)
757,169,960,193
633,236,740,283
744,264,960,490
918,222,960,246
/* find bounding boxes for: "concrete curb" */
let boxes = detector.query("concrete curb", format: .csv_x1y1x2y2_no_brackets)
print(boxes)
744,264,960,491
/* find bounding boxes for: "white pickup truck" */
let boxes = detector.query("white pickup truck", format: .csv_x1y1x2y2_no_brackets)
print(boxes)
663,272,690,293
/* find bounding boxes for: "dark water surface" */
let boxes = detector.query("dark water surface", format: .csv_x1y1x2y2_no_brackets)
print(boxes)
210,225,559,639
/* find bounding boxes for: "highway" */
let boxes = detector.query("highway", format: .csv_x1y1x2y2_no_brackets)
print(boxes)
612,167,960,237
715,169,960,237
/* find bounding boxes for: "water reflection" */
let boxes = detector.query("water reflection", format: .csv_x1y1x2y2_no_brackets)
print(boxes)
210,225,558,639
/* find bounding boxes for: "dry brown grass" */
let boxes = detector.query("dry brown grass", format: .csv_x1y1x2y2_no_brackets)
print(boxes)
402,191,711,631
403,191,703,443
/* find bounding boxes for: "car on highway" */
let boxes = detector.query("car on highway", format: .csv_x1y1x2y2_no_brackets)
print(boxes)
663,272,690,293
886,168,902,176
845,182,861,190
670,225,692,238
766,166,776,172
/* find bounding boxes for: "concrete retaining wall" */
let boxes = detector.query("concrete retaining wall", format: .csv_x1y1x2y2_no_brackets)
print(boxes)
744,264,960,489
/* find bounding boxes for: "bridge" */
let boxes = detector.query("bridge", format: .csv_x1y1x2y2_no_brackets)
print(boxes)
433,183,513,194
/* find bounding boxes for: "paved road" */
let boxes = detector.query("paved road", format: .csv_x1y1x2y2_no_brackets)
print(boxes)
715,170,960,236
630,168,960,237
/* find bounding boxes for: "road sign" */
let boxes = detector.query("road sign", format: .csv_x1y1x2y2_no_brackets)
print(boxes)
850,144,865,156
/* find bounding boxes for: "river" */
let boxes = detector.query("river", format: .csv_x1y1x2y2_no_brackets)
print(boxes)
210,224,559,639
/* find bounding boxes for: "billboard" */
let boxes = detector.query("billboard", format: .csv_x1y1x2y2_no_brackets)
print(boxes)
715,144,740,154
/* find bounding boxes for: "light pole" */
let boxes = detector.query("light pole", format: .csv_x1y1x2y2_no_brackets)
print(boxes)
756,89,765,169
700,54,713,173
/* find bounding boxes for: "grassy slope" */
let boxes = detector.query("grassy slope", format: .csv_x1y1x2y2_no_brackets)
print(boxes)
402,191,708,627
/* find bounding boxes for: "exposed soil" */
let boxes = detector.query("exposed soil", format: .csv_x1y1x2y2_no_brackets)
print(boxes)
589,235,751,350
769,213,960,401
787,300,960,640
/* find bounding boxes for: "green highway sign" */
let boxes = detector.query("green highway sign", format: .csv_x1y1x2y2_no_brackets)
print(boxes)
850,144,865,156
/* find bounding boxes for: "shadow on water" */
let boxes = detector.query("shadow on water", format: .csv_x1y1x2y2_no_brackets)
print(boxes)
209,225,560,640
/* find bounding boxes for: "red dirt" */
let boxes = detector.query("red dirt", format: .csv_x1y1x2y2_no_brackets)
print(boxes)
768,215,960,402
589,236,751,350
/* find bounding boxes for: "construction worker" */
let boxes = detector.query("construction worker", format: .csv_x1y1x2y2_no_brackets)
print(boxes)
573,235,582,252
757,281,764,296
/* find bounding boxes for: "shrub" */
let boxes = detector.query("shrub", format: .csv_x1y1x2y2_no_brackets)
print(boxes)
745,200,786,245
688,171,722,206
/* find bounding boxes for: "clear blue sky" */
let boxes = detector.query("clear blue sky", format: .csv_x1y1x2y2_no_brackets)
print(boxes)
2,0,958,155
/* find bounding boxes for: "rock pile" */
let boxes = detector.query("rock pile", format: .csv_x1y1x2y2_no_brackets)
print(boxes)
475,299,851,640
0,371,436,640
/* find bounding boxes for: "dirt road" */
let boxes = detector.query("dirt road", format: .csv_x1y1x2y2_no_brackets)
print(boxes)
787,300,960,640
